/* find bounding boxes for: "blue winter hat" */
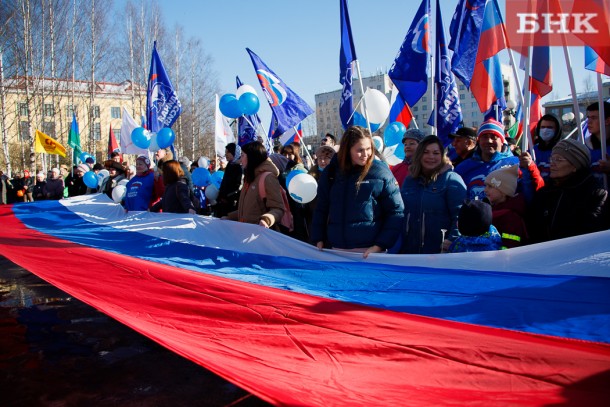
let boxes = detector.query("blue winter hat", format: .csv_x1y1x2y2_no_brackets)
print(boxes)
458,199,493,237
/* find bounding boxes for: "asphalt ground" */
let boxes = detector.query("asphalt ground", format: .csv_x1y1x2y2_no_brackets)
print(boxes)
0,255,271,407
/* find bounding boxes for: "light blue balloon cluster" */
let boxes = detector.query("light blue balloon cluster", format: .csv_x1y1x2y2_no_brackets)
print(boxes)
219,86,260,119
130,127,175,150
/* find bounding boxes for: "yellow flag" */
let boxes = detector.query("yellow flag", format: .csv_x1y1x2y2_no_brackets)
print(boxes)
34,129,67,157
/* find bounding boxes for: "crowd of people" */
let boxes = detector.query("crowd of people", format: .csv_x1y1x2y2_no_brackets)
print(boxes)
2,101,609,257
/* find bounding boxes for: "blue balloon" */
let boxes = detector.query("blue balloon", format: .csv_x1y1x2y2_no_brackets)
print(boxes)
353,111,367,128
352,111,380,132
210,171,224,189
239,92,260,115
79,152,92,164
192,167,212,187
383,121,407,160
285,168,307,190
219,94,242,119
157,127,175,149
83,171,98,189
131,127,151,149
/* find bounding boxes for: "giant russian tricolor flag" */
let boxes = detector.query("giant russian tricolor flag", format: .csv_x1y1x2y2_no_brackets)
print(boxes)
1,195,609,406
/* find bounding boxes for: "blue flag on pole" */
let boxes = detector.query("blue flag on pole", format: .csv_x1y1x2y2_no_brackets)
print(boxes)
246,48,313,138
339,0,357,129
146,41,182,134
448,0,487,88
428,0,462,146
388,0,431,107
236,76,261,146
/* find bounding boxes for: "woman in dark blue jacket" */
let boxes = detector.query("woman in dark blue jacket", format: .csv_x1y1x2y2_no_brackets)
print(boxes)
311,126,404,258
400,136,466,254
151,160,196,214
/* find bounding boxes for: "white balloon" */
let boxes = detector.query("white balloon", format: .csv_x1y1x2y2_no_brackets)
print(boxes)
96,169,110,186
148,132,160,152
372,135,384,152
236,84,257,99
198,156,209,169
363,88,391,124
205,184,219,201
118,179,129,187
288,173,317,204
111,185,127,203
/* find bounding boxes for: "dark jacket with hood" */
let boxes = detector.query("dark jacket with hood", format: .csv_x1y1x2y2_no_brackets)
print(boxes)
311,157,404,250
528,168,607,243
533,113,563,182
400,165,466,254
152,176,195,214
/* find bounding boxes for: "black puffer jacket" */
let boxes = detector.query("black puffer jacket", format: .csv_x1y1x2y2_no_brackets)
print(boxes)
528,169,607,242
151,177,195,214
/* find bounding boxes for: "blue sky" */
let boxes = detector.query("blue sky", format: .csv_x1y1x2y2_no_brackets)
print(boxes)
157,0,598,129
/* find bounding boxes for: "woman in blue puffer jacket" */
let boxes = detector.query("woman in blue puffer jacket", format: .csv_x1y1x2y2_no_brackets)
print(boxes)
311,126,404,259
400,135,467,254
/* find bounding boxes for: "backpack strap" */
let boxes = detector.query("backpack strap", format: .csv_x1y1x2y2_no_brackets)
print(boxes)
258,171,272,201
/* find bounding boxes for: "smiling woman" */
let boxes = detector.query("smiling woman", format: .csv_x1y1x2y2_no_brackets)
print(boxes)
310,126,404,258
400,135,467,254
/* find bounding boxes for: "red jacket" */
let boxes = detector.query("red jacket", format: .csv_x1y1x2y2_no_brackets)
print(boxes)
492,193,529,249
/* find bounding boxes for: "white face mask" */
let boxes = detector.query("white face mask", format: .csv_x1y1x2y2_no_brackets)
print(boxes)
539,128,555,142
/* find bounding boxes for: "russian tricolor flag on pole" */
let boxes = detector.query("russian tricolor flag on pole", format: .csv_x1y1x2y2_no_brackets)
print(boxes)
279,123,302,146
389,83,414,128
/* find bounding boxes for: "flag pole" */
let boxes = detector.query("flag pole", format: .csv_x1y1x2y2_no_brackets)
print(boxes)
562,43,585,143
354,60,373,136
597,72,608,189
431,0,437,135
293,125,314,164
521,48,533,157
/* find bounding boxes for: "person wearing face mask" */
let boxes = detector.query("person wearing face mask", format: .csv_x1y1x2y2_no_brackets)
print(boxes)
532,114,563,182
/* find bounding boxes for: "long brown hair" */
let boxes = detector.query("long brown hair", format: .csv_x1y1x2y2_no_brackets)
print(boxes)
409,135,450,183
241,141,268,183
337,126,374,186
281,144,303,164
162,160,184,186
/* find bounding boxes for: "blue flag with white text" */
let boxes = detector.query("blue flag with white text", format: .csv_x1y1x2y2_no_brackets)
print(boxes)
236,76,261,146
389,0,431,107
429,0,462,146
339,0,357,129
146,41,182,133
246,48,313,138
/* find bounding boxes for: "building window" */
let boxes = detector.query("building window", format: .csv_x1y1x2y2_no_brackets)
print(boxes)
44,103,54,117
91,105,100,119
422,105,427,111
92,122,101,141
18,102,28,117
115,129,121,143
42,121,55,138
422,97,427,102
459,85,465,91
19,121,30,141
66,105,77,118
472,102,477,108
111,107,121,119
413,106,419,112
460,94,466,100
